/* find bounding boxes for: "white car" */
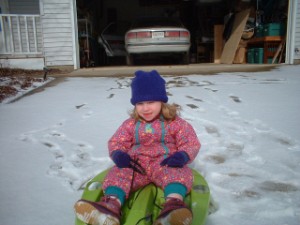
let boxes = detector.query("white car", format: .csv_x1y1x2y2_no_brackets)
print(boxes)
125,17,191,65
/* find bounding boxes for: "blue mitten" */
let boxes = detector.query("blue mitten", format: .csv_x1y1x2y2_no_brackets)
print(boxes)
111,150,146,174
111,150,132,168
160,151,190,168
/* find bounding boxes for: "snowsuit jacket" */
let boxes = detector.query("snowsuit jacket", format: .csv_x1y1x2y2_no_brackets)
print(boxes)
102,115,201,198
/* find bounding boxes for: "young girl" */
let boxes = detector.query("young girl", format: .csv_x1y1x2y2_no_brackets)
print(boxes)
74,70,201,225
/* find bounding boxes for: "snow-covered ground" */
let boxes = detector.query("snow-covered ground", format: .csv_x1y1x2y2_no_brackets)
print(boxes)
0,65,299,225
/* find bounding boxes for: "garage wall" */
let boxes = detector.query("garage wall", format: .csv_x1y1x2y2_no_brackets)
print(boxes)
101,0,178,28
294,0,300,60
41,0,76,68
103,0,139,23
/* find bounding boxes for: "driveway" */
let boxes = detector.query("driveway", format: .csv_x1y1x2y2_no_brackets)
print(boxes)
67,63,278,77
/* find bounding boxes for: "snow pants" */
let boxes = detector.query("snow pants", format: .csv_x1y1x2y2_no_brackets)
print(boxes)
102,162,193,199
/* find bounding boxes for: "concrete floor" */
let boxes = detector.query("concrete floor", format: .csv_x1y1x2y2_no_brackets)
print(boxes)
67,63,280,77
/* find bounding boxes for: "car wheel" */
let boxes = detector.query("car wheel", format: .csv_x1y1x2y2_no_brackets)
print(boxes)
126,54,134,65
99,48,108,65
182,52,190,65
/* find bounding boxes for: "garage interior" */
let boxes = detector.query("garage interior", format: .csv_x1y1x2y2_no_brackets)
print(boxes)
76,0,288,68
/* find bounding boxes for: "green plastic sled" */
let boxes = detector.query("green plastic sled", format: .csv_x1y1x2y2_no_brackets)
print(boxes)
75,168,210,225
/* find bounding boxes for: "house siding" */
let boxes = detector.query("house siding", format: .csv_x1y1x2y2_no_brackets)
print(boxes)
41,0,75,67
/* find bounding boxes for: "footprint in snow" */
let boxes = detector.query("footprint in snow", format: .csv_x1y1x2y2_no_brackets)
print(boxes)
186,95,203,102
233,189,261,199
75,103,94,119
107,93,114,99
271,133,297,148
19,125,104,191
204,123,220,137
107,77,131,91
226,141,244,156
186,103,199,109
204,87,218,92
41,140,64,159
76,104,86,109
167,77,203,88
229,95,242,103
184,96,207,112
82,111,93,119
219,105,240,117
205,154,226,164
259,181,298,192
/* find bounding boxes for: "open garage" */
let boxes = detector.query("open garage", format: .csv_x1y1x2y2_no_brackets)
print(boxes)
76,0,289,67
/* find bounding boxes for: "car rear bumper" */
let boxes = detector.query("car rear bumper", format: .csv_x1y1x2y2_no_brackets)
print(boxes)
126,44,190,54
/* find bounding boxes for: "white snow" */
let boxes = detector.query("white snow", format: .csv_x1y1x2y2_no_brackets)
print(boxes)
0,65,300,225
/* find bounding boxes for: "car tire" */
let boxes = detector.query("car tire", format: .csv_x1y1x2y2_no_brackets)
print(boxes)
126,54,134,65
182,52,190,65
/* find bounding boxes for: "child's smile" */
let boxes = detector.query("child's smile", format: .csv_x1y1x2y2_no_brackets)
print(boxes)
135,101,162,122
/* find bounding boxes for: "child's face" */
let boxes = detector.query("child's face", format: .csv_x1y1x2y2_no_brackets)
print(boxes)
135,101,162,122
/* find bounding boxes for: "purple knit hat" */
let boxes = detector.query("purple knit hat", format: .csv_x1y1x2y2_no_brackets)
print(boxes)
130,70,168,105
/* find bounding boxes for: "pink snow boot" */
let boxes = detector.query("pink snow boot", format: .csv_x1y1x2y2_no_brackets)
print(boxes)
74,196,121,225
153,197,193,225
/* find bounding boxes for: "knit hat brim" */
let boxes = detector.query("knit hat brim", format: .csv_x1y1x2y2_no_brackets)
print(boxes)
130,70,168,105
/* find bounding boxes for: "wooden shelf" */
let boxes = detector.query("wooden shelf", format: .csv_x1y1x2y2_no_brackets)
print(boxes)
247,36,284,63
247,36,283,44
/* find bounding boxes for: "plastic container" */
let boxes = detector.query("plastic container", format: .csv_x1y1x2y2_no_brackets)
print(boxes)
255,25,264,37
247,48,255,64
254,48,264,64
263,23,285,36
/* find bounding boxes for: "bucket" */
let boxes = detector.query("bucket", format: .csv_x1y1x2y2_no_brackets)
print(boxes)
254,48,264,64
247,48,255,64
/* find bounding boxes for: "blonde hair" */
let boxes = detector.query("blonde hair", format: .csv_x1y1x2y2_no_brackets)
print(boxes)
130,103,180,122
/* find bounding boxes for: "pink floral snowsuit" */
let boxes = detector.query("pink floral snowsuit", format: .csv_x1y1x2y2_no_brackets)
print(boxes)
102,116,201,199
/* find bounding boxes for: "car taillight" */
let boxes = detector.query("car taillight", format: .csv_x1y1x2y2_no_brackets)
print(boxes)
126,32,137,39
137,31,151,38
165,31,180,37
180,31,189,37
